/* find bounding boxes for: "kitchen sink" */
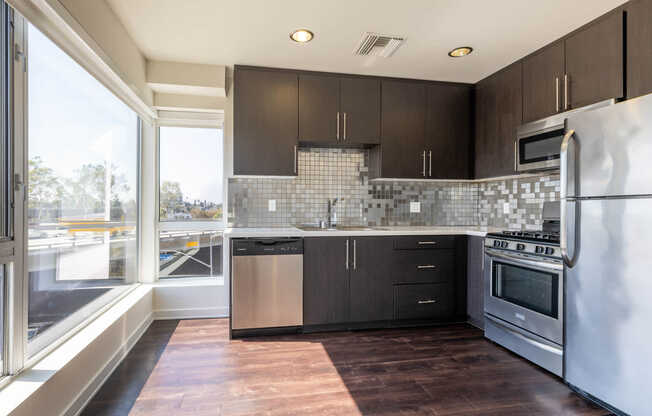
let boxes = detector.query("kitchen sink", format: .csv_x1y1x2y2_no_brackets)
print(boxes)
295,225,388,232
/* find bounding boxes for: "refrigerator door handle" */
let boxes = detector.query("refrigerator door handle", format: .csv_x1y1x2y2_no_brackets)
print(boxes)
560,129,577,267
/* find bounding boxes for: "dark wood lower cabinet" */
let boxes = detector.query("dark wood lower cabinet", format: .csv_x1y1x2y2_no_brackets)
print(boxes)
303,237,349,326
349,237,394,322
303,235,468,331
466,236,485,329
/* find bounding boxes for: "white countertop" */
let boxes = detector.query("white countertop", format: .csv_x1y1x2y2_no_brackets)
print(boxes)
224,226,503,238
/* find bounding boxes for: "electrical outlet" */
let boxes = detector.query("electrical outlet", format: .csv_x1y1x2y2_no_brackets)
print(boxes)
268,199,276,212
503,202,510,214
410,201,421,213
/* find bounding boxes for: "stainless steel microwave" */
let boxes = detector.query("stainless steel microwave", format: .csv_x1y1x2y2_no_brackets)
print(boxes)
515,99,615,172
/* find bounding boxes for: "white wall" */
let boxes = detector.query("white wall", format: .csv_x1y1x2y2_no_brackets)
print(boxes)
140,120,157,284
56,0,153,107
153,280,228,319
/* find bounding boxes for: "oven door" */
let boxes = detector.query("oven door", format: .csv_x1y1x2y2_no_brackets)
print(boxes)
484,248,563,345
516,127,564,172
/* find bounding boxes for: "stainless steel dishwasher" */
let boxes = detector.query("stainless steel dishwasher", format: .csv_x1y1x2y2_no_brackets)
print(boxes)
231,238,303,331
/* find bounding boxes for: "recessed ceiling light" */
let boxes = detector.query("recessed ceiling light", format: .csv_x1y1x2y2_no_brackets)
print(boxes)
448,46,473,58
290,29,314,43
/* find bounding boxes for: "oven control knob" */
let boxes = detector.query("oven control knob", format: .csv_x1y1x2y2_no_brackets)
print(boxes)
545,247,555,255
535,246,545,254
516,243,526,251
500,241,508,248
493,240,501,247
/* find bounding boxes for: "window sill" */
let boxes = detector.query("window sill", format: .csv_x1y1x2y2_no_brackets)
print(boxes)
155,276,224,287
0,284,153,415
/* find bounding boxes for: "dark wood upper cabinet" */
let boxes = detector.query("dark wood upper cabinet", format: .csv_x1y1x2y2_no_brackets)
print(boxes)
298,74,380,144
234,67,298,176
626,0,652,99
522,41,565,122
340,77,381,144
378,80,427,179
349,237,394,323
565,10,624,109
474,62,522,179
298,74,340,143
426,84,473,179
303,237,349,326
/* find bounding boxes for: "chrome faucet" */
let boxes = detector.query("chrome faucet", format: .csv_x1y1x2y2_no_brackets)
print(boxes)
327,198,339,228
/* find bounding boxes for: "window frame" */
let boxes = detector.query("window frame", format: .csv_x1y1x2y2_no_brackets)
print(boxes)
155,125,225,281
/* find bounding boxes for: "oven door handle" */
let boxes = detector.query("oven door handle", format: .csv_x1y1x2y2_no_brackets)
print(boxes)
485,315,562,355
485,249,563,271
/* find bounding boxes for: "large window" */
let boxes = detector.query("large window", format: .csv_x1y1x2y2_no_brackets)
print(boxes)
158,127,223,279
26,24,139,352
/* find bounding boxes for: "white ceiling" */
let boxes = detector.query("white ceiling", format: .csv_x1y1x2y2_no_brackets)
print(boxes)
106,0,627,84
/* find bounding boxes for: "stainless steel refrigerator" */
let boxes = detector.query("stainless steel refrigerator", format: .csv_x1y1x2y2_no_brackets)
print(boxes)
562,93,652,415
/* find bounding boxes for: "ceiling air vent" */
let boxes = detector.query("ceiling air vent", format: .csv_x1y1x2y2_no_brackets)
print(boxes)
354,32,405,58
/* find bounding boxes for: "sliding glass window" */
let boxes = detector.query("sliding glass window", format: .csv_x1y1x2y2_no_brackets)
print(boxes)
26,24,139,354
158,126,223,279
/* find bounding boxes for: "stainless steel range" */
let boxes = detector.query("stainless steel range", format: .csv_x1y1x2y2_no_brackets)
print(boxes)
483,202,564,376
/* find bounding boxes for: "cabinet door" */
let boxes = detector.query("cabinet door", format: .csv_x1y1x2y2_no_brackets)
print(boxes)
298,74,340,143
474,63,522,178
626,0,652,99
340,77,381,144
349,237,394,322
565,10,624,109
426,84,472,179
303,237,349,325
522,41,565,122
234,68,298,176
380,80,427,178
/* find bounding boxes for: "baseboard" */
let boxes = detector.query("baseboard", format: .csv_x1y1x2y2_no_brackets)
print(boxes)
63,312,154,416
153,306,229,320
467,317,485,330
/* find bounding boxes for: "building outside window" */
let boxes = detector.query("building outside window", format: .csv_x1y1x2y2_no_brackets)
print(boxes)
26,23,139,354
158,126,223,279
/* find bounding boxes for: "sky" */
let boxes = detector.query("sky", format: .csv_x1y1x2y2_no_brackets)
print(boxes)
159,127,223,205
27,24,223,207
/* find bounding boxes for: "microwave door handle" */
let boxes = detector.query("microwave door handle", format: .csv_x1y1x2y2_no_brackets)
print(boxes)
560,129,578,268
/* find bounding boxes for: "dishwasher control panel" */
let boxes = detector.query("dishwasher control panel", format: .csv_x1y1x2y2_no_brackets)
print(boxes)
232,238,303,256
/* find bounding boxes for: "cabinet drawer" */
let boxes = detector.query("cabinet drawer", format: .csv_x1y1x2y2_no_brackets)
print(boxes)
392,250,455,284
393,235,455,250
395,283,454,320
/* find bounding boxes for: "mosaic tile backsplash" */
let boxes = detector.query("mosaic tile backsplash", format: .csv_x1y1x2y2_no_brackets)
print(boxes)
228,148,560,230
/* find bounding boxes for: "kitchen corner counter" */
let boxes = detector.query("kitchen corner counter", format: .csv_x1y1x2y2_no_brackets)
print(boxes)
224,226,502,238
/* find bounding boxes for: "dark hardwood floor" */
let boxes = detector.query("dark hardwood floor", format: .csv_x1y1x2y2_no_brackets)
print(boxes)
83,319,611,416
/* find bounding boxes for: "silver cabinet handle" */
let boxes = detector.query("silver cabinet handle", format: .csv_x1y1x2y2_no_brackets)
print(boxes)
428,150,432,177
417,265,436,269
555,76,560,112
294,145,298,174
417,241,436,245
564,74,569,110
345,239,349,270
343,112,347,141
418,299,437,304
336,112,340,140
353,239,356,270
422,151,426,177
514,140,518,172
